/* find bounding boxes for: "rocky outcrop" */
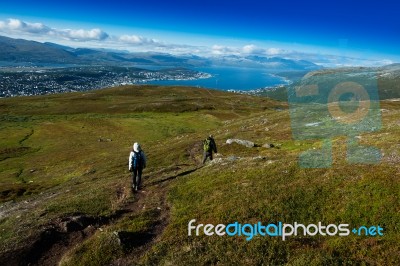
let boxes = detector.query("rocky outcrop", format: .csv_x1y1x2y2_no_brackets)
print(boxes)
226,139,276,149
226,139,255,148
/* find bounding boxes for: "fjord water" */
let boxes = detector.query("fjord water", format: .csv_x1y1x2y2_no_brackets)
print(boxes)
147,66,289,91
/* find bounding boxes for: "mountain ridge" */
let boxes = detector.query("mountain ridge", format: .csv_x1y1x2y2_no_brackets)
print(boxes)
0,35,320,70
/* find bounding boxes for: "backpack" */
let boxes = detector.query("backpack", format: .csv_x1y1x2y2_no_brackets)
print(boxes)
132,151,143,169
203,138,211,152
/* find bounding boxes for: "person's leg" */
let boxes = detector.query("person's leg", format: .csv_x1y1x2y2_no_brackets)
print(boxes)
136,168,143,190
202,151,207,164
209,152,213,161
132,168,138,190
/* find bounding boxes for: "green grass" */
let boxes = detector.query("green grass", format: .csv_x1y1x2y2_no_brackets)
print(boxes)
0,85,399,265
143,144,399,265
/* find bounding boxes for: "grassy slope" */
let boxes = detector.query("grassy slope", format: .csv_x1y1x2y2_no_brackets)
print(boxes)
144,100,399,265
0,85,399,265
258,68,400,101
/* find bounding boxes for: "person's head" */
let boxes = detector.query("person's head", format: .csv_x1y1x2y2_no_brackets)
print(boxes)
133,142,141,152
209,134,213,139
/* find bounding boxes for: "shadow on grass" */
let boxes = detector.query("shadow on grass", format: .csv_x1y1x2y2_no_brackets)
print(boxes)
147,167,199,187
116,231,156,252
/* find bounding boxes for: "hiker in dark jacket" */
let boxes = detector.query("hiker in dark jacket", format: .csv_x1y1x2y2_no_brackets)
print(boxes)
128,142,147,191
202,135,217,164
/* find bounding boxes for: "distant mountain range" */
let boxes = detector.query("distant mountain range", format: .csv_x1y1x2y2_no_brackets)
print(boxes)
0,36,79,64
0,35,321,71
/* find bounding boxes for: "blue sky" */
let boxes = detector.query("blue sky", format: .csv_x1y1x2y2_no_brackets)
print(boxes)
0,0,399,66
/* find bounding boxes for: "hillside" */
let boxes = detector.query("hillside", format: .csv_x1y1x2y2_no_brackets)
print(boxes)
0,36,79,64
258,64,400,101
0,85,399,265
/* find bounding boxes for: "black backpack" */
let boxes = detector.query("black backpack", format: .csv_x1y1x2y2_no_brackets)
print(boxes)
132,151,143,169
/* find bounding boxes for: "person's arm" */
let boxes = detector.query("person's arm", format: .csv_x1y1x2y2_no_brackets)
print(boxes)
128,151,133,171
142,151,147,168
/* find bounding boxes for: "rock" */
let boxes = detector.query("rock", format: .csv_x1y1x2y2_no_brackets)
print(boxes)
214,153,223,158
98,138,112,142
60,220,78,232
59,215,94,232
113,231,122,245
227,156,238,161
209,158,224,165
226,139,255,148
262,143,275,148
83,225,96,235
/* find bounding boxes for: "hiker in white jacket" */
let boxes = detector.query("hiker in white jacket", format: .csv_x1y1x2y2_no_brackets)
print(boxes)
128,142,147,191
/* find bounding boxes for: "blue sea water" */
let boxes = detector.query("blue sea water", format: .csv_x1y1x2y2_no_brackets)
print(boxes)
145,66,289,91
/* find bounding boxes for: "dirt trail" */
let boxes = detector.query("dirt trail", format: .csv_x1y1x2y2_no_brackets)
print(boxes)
0,165,199,265
18,129,34,145
112,166,200,265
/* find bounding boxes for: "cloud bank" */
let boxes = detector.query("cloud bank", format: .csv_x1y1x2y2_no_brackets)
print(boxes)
119,35,157,45
0,18,180,50
0,18,51,34
0,18,108,41
211,44,289,56
0,18,395,67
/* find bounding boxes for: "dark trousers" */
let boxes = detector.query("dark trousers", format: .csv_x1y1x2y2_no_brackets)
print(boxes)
132,167,143,188
202,151,213,164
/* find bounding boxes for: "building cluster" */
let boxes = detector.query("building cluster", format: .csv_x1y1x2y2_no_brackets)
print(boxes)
0,66,211,97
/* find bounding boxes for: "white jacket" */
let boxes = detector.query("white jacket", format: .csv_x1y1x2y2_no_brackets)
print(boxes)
128,150,147,171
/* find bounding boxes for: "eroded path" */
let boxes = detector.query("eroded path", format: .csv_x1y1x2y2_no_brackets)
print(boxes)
0,164,199,265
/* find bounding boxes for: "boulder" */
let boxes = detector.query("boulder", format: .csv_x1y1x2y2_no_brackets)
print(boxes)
262,143,275,148
226,139,255,148
59,215,95,232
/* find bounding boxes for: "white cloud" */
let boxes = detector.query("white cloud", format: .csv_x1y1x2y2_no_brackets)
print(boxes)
119,34,156,45
211,45,239,55
60,28,109,41
0,18,51,34
376,59,393,66
0,18,108,42
266,47,288,55
242,44,265,54
212,44,289,57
